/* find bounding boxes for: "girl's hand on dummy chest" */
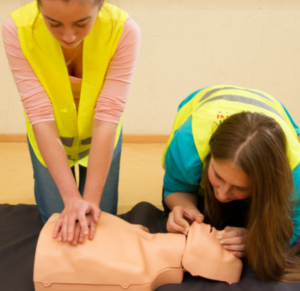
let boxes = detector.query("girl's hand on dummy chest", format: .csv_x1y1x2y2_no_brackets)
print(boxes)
217,226,248,258
69,213,97,245
53,197,100,244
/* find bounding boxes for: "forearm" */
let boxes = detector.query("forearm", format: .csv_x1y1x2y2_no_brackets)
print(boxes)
165,192,198,211
83,119,118,206
33,122,80,204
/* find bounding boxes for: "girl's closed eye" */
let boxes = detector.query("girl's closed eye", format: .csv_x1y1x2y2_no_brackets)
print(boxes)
77,23,88,28
214,171,223,181
236,186,247,191
50,22,61,28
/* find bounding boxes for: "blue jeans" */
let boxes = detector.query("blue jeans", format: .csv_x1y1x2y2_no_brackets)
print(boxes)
28,134,122,223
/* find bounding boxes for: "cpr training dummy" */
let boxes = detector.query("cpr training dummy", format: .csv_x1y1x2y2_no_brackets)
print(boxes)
33,212,243,291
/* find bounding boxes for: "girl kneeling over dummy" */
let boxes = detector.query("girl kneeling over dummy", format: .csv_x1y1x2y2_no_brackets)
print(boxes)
163,85,300,282
2,0,140,244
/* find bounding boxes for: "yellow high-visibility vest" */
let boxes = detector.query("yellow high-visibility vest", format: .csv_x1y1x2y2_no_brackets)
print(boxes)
163,85,300,171
11,1,127,167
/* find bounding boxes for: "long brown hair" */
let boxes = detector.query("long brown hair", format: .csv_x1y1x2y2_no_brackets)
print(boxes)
201,112,300,282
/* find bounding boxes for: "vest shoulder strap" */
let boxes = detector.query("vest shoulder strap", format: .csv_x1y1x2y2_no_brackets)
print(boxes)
11,1,38,27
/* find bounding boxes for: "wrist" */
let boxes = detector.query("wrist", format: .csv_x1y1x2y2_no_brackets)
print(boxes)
61,191,82,206
180,202,198,210
83,192,101,206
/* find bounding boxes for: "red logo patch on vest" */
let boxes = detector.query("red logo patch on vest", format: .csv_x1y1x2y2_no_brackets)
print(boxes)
216,112,230,123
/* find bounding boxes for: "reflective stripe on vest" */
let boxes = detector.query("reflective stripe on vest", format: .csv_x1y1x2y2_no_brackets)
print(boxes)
199,86,275,105
11,1,127,167
163,85,300,171
60,137,74,147
196,94,285,121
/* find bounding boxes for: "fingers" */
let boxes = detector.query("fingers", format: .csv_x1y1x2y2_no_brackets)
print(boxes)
57,212,86,243
72,223,81,245
166,206,205,234
67,214,76,242
61,214,69,242
218,226,247,257
78,227,85,243
223,226,247,238
89,203,101,222
172,208,191,232
53,217,63,239
183,210,204,224
88,220,97,240
54,201,100,244
233,251,245,258
195,215,204,223
167,212,188,234
219,235,246,246
58,230,63,242
73,216,96,244
77,210,89,236
222,243,245,252
218,227,247,243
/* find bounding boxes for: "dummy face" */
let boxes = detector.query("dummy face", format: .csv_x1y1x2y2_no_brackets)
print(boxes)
196,223,234,261
39,0,102,49
208,157,251,203
182,221,243,283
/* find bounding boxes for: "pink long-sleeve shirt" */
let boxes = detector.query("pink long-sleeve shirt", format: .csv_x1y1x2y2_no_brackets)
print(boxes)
2,16,140,125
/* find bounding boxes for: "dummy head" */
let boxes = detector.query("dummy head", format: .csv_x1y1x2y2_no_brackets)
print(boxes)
182,222,242,283
36,0,104,49
202,112,295,281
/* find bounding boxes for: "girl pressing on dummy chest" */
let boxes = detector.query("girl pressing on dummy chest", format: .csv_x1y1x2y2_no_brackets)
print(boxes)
3,0,140,244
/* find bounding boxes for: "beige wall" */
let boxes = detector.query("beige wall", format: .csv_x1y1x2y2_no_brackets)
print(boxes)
1,0,300,134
